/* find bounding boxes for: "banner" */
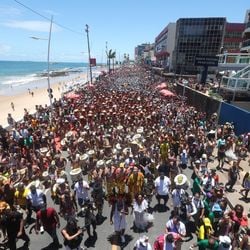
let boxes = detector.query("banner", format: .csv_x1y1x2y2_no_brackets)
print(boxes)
90,58,96,66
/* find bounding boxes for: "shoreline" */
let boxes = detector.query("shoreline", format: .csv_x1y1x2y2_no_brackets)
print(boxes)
0,72,87,128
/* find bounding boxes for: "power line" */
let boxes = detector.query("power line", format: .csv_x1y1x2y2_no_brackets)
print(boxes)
13,0,83,36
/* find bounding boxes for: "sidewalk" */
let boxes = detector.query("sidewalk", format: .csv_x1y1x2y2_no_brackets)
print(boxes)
208,155,250,209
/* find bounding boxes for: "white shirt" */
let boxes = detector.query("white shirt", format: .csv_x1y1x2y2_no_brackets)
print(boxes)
154,176,171,196
27,189,45,207
74,181,89,200
134,239,152,250
166,219,186,236
171,189,185,207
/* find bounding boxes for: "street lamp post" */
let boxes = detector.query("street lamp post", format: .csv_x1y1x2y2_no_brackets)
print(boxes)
30,15,53,118
85,24,93,85
47,16,53,109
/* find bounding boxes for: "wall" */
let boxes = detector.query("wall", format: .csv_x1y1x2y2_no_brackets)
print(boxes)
219,102,250,135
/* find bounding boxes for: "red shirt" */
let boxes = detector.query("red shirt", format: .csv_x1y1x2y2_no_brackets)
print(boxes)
37,207,58,230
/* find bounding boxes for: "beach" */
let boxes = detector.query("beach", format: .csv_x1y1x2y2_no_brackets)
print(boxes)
0,73,87,127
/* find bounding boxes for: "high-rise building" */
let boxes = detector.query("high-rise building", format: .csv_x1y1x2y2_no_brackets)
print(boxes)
223,23,245,53
154,23,176,70
173,17,226,74
241,9,250,52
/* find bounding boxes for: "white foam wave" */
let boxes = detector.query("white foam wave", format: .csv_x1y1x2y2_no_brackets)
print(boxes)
1,74,45,87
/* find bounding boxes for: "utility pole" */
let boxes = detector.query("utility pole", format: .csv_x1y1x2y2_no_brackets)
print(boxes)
47,15,53,111
85,24,92,85
106,41,108,72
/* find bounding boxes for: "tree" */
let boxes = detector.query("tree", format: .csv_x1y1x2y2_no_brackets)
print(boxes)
106,49,116,73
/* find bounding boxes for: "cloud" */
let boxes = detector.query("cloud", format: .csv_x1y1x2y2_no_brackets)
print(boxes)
0,6,22,17
2,20,61,32
0,43,11,55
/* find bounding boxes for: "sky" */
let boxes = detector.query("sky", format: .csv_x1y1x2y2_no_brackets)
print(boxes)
0,0,249,63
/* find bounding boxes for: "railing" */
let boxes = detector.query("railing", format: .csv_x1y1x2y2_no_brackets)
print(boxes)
242,39,250,48
221,76,250,91
232,65,250,78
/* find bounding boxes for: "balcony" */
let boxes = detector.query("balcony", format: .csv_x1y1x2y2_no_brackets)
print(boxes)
242,39,250,48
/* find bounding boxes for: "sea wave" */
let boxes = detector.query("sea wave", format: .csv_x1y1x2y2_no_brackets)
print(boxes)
0,74,46,87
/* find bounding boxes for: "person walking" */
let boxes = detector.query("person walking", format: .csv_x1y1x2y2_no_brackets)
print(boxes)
35,204,62,249
110,193,129,243
225,161,240,192
26,185,46,225
11,102,15,111
132,193,149,232
154,172,171,208
61,218,84,250
2,207,30,250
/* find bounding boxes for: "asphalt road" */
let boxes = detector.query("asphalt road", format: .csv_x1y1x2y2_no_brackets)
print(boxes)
15,151,249,250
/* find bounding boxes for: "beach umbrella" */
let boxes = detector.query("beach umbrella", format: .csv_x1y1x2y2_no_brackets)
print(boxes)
64,92,80,99
159,89,176,97
155,82,167,90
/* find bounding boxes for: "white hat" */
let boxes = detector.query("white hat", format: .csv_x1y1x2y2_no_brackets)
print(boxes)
117,125,123,131
40,147,49,154
60,138,67,146
136,127,144,134
219,236,232,249
195,159,201,164
174,174,188,186
88,150,95,156
202,154,207,159
78,137,84,143
132,134,141,141
80,154,88,161
56,178,65,184
65,131,73,138
115,143,122,151
97,160,105,168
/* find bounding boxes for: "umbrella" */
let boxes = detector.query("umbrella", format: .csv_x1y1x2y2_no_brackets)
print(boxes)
64,92,80,99
159,89,176,97
155,82,167,90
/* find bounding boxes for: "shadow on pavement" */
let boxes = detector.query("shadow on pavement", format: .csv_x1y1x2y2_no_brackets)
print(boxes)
84,231,97,248
107,233,133,249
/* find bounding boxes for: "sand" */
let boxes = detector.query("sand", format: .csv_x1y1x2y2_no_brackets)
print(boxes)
0,73,87,128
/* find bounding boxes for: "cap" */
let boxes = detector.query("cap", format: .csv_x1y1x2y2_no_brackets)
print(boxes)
195,160,201,164
203,218,211,227
212,203,222,212
219,235,231,244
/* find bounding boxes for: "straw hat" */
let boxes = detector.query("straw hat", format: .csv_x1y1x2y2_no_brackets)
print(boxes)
174,174,188,186
88,150,95,156
117,125,123,131
61,139,67,146
136,127,144,134
42,171,49,177
132,134,141,141
79,154,88,161
56,178,65,184
97,160,105,168
78,137,84,143
40,147,49,154
66,131,73,138
106,159,112,166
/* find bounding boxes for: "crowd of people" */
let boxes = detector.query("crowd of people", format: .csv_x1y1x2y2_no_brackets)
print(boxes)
0,64,249,250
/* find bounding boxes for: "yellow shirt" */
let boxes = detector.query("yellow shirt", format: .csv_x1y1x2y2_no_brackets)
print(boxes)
15,188,29,207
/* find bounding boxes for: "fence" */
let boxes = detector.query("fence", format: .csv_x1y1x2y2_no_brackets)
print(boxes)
219,102,250,135
174,83,250,135
175,83,221,118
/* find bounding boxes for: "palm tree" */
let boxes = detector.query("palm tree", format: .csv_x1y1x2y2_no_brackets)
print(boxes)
106,49,116,73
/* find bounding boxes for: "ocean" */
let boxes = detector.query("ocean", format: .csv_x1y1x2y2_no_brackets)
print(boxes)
0,61,91,96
